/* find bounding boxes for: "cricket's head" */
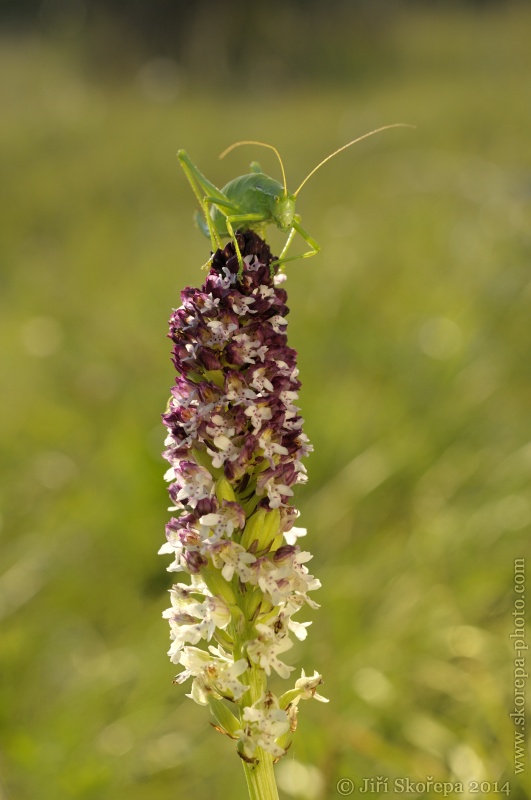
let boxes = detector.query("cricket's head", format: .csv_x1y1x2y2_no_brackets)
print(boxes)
274,193,296,233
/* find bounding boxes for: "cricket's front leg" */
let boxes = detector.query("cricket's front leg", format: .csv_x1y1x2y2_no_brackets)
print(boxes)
275,222,298,275
272,217,320,271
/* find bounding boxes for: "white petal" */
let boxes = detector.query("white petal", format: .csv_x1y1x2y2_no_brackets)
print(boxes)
200,513,220,526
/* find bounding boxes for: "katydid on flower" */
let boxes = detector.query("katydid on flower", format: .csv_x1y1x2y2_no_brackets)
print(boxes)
177,123,413,275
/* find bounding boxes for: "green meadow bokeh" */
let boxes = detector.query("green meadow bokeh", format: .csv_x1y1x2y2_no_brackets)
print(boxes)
1,6,531,799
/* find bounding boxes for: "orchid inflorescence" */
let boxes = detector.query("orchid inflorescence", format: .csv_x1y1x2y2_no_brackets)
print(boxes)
159,230,327,770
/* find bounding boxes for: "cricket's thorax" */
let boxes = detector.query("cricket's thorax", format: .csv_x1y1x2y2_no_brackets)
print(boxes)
210,173,295,235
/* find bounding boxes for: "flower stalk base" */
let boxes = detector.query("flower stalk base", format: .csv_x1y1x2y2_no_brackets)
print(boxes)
242,749,279,800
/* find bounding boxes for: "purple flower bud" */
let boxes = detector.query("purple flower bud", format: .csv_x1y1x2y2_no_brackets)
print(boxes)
197,347,223,371
273,545,297,563
184,550,208,573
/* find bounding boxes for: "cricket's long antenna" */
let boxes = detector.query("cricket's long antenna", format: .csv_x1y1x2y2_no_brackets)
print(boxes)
219,140,288,196
294,123,415,197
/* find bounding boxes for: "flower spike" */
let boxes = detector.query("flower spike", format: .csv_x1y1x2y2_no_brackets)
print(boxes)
160,231,323,796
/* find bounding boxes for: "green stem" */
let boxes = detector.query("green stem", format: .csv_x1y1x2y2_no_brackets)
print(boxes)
241,750,279,800
240,667,280,800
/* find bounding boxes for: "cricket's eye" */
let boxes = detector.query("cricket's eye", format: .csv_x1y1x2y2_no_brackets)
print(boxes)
274,196,279,203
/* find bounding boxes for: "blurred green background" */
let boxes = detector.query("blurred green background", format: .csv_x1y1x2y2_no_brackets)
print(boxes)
1,2,530,798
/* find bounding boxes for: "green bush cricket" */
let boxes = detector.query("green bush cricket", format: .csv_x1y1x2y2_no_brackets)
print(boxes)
177,123,412,275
